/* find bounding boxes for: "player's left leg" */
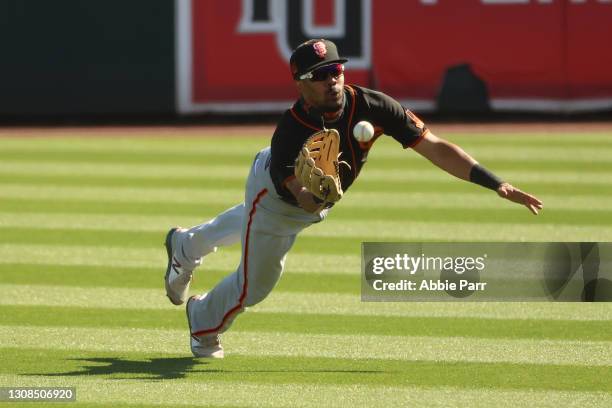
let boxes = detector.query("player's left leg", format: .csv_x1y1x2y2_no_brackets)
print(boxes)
176,203,245,269
165,203,244,305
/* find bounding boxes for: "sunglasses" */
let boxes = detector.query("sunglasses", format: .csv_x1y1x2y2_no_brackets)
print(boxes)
299,63,344,81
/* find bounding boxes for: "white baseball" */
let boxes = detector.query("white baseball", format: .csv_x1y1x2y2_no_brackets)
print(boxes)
353,121,375,142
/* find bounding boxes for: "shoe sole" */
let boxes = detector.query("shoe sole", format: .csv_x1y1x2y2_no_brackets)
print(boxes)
164,227,183,306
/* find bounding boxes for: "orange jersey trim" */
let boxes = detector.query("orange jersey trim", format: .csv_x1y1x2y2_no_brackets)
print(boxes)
344,85,358,179
290,107,320,131
405,109,425,130
407,128,430,148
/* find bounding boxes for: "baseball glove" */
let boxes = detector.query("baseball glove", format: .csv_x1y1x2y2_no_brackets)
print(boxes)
294,128,348,203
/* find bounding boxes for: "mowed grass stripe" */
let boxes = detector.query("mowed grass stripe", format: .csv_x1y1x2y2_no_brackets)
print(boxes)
2,133,612,174
3,197,612,224
3,150,612,174
1,305,610,342
2,160,612,187
0,244,360,273
2,349,611,393
0,161,248,180
363,158,612,173
364,138,612,161
1,195,611,222
0,239,606,283
450,133,612,147
0,242,594,292
1,196,610,223
0,373,609,407
0,230,353,256
2,133,611,156
2,130,611,147
362,167,612,185
6,129,612,140
0,211,213,233
1,134,611,161
2,184,612,211
0,264,358,293
3,180,601,200
0,149,257,166
1,325,610,366
0,135,269,153
2,173,612,196
2,284,610,321
0,262,602,300
2,214,612,241
439,146,612,162
0,184,245,204
0,267,572,303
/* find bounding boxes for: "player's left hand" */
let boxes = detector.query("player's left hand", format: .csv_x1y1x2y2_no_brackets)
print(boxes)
496,182,543,215
294,129,345,203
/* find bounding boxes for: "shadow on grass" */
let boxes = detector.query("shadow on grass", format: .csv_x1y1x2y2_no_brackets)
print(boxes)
35,357,205,380
33,357,385,381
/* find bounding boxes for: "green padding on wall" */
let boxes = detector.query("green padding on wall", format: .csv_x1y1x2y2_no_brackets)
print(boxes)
0,0,175,116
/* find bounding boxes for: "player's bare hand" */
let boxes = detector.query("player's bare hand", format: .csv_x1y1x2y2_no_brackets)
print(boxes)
286,177,325,213
497,182,543,215
297,188,325,213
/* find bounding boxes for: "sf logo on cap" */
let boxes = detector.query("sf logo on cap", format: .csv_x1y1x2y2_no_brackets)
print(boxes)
313,41,327,58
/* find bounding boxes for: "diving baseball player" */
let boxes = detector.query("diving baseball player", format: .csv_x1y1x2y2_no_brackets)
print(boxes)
164,39,543,358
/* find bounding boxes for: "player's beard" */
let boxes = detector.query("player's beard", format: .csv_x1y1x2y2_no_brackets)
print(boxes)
321,90,344,113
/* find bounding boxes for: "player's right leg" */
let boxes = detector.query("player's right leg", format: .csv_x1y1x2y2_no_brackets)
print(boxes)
185,147,328,357
185,195,303,358
164,203,244,306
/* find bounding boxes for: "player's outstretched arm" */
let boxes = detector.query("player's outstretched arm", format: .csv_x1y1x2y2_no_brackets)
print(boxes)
412,131,543,215
412,131,476,181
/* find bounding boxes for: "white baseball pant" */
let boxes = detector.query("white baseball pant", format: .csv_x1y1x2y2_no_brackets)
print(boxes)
174,147,328,338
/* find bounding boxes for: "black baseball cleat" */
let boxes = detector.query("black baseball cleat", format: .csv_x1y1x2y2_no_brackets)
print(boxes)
164,227,193,305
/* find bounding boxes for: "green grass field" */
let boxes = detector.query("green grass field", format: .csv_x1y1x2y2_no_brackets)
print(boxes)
0,127,611,407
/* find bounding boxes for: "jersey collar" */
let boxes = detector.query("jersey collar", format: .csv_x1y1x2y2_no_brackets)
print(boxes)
297,91,347,127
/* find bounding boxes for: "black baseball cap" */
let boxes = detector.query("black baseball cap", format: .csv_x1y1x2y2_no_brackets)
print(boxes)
290,39,348,80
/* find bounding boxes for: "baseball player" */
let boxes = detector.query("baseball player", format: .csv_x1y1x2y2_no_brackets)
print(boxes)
164,39,543,358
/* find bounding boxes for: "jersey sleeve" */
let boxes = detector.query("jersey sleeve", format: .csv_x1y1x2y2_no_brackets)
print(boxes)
269,113,302,202
361,88,429,148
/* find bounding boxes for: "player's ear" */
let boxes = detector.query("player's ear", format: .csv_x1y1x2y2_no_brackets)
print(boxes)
295,80,304,92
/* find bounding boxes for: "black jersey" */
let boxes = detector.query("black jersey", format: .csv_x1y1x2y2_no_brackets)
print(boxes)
270,84,429,205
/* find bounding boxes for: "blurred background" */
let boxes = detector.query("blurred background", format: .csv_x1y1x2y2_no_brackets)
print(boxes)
1,0,612,122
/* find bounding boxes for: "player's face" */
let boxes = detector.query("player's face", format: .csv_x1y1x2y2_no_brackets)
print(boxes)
297,64,345,113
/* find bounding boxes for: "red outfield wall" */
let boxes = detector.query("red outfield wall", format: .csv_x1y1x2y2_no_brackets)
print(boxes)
176,0,612,114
